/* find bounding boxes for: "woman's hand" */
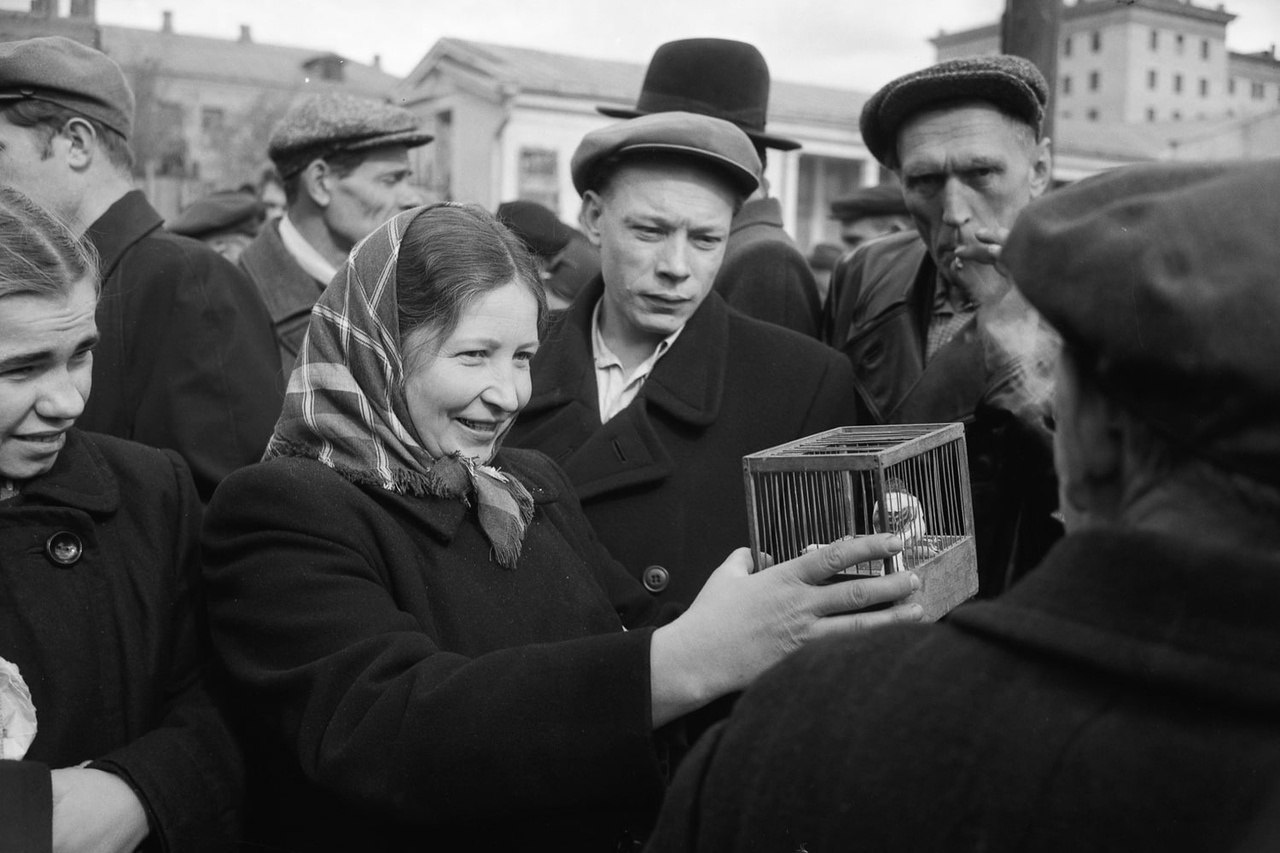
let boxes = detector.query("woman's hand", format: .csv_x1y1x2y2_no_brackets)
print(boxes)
51,767,150,853
649,535,923,726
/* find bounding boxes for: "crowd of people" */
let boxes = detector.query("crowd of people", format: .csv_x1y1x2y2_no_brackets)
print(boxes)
0,28,1277,853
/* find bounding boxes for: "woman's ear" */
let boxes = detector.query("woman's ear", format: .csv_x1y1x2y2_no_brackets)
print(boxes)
1055,357,1124,527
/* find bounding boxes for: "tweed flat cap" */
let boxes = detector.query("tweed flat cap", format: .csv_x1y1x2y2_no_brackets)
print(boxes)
861,55,1048,168
0,36,134,139
1004,158,1280,486
571,111,760,198
169,190,264,239
268,93,433,179
829,183,908,221
496,200,572,259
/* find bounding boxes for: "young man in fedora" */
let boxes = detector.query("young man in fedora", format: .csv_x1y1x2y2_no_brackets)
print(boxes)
599,38,822,338
506,112,857,607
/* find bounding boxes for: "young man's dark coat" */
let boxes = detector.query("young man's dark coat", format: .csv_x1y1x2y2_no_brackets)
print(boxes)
507,277,858,606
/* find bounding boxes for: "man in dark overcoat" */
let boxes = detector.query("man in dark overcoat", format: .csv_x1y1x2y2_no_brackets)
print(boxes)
506,112,857,607
824,55,1062,596
0,36,282,501
647,158,1280,853
599,38,822,338
239,92,432,375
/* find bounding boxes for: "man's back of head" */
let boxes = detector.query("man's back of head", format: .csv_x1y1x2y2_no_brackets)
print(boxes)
0,36,137,232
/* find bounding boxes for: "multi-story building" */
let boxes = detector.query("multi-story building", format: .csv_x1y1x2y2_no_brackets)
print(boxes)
0,1,399,216
934,0,1280,125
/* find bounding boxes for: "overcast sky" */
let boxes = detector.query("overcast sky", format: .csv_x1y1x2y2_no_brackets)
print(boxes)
87,0,1280,92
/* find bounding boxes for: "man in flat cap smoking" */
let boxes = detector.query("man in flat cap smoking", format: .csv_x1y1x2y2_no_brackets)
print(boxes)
825,55,1062,597
239,92,432,374
507,111,857,607
648,157,1280,853
600,38,823,338
0,36,282,501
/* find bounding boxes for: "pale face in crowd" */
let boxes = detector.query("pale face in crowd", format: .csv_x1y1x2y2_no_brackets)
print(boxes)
581,159,736,354
402,279,540,463
324,145,419,252
0,276,98,482
896,103,1050,286
259,180,287,224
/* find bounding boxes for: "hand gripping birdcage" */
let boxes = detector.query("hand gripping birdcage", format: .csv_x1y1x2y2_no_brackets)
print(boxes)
743,423,978,620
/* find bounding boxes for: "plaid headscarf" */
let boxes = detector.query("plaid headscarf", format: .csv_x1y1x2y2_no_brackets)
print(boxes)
265,206,535,569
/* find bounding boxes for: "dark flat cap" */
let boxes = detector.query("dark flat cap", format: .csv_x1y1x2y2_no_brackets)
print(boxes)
269,93,433,179
597,38,800,151
861,55,1048,169
829,183,909,221
572,111,760,198
1005,158,1280,486
496,200,572,258
0,36,134,139
169,190,264,239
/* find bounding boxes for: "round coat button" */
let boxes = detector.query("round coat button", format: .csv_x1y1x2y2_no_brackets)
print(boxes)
45,531,83,566
641,565,669,594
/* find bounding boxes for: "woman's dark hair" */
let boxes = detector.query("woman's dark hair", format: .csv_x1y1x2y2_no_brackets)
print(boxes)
395,203,547,356
0,186,99,301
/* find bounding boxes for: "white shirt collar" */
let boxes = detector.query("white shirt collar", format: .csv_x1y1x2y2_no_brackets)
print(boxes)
278,213,339,286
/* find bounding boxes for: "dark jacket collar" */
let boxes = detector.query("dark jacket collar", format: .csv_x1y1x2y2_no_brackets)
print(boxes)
239,219,326,324
83,190,163,279
524,274,728,428
14,430,120,514
952,528,1280,706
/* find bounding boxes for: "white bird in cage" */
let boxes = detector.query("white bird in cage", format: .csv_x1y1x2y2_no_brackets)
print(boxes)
873,489,926,572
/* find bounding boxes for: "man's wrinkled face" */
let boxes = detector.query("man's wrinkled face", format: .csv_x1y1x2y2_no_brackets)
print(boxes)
897,103,1049,284
323,145,418,252
582,159,736,352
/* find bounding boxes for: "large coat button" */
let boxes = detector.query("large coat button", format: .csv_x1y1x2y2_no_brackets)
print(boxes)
45,531,83,567
641,565,669,594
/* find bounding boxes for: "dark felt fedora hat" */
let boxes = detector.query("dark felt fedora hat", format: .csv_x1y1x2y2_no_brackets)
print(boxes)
598,38,800,151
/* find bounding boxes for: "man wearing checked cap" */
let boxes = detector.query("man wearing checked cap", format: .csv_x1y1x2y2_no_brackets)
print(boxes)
506,111,861,608
0,36,282,502
239,92,432,375
648,157,1280,853
824,55,1063,598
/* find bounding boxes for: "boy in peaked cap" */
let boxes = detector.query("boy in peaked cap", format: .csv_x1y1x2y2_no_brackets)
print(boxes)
0,35,283,501
239,92,432,375
648,157,1280,853
825,54,1062,598
505,111,873,611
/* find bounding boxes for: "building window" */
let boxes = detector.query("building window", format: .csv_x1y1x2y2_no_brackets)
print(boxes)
1063,36,1072,57
1148,69,1157,90
796,154,865,250
1089,70,1100,92
517,147,560,213
1150,29,1158,51
1091,31,1101,52
1201,39,1210,59
1175,34,1185,55
1172,110,1181,120
1146,107,1156,122
1087,108,1099,121
1174,73,1183,94
1062,75,1072,95
200,107,224,134
1253,81,1266,100
1200,78,1209,97
1229,77,1236,95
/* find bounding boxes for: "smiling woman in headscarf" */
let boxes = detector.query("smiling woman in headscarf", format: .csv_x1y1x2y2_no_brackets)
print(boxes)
201,202,922,851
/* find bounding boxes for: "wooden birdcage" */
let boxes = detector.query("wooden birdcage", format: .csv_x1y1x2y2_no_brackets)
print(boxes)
743,423,978,620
